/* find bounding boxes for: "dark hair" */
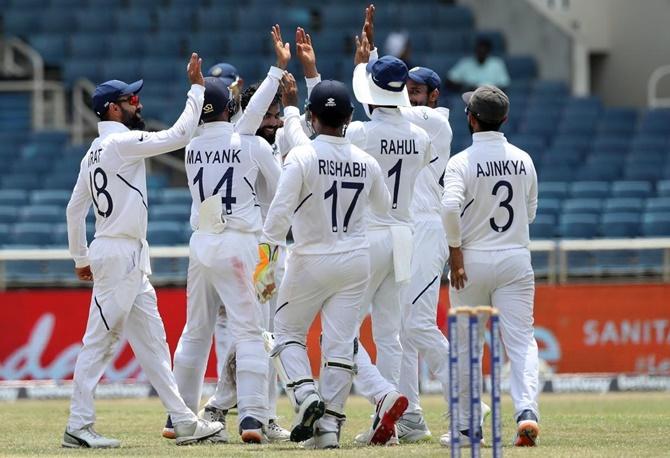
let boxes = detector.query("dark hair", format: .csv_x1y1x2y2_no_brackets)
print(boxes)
240,83,281,111
476,118,503,132
476,37,492,50
312,110,351,129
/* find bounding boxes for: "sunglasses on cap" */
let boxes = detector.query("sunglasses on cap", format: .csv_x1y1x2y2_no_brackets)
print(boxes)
115,94,140,106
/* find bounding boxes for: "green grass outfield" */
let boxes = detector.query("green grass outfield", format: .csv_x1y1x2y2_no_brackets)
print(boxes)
2,393,669,457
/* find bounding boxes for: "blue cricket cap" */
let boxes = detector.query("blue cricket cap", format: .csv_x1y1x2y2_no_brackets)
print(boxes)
308,80,354,119
208,62,240,87
201,77,230,121
92,79,143,117
366,56,408,93
408,66,441,91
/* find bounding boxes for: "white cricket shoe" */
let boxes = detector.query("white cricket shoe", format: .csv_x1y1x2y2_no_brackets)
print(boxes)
266,419,290,442
396,414,432,442
290,391,325,443
174,418,223,445
439,429,485,448
300,427,340,449
62,425,120,449
198,405,229,443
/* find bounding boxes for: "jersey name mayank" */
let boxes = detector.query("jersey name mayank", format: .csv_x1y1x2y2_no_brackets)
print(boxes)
318,159,367,178
186,149,242,164
476,159,527,178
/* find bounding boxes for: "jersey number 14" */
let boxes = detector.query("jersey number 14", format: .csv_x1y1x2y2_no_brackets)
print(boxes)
193,166,237,214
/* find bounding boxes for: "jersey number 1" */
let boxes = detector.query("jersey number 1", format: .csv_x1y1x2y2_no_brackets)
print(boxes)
193,167,237,214
324,180,364,232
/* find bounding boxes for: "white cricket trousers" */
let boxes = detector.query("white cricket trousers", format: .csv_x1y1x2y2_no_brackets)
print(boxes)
400,218,450,415
449,248,539,430
274,248,369,431
172,230,268,424
354,227,408,396
208,248,286,420
68,237,197,430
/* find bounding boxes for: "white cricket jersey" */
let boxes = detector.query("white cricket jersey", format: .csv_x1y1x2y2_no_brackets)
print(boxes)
185,121,281,233
442,131,538,250
66,84,205,268
345,108,432,229
263,134,391,255
402,105,452,222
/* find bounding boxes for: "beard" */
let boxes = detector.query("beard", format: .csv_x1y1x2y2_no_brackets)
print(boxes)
468,122,474,135
256,126,277,145
121,107,145,131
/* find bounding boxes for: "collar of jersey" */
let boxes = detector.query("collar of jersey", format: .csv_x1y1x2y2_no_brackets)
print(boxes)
370,106,403,121
472,131,506,143
315,134,349,144
197,121,234,135
97,121,130,137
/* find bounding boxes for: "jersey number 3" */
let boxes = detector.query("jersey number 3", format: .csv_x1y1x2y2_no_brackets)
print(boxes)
490,180,514,233
324,180,364,232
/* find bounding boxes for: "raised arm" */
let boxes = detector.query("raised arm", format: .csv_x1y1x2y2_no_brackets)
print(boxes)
114,53,205,161
281,72,311,149
235,24,291,135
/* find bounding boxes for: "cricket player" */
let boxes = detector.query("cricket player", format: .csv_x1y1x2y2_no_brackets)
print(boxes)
348,22,433,445
162,25,293,443
260,78,391,449
63,53,223,448
441,85,540,447
170,75,282,444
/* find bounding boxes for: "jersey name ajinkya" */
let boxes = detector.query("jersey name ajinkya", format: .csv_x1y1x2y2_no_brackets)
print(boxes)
476,159,527,178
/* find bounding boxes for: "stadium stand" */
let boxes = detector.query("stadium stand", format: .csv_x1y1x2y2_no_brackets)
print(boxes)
1,0,670,281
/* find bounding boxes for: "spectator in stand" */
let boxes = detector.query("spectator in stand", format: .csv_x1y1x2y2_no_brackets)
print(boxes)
446,37,510,92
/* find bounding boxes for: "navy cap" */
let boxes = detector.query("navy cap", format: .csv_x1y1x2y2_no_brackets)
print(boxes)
208,62,240,87
408,66,441,91
92,79,143,117
201,76,230,121
308,80,353,120
366,56,408,93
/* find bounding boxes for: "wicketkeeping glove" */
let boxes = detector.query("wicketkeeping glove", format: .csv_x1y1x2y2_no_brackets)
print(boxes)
253,243,279,303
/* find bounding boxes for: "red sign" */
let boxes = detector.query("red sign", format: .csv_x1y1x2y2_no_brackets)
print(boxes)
1,284,669,381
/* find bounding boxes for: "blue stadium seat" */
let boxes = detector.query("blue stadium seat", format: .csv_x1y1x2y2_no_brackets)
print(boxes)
645,197,670,214
147,221,186,245
537,198,561,217
625,149,666,165
1,173,42,190
569,181,610,199
156,8,195,32
10,222,55,245
551,135,591,152
150,204,190,222
143,33,189,58
100,58,143,84
20,205,64,223
140,58,183,82
642,212,670,236
531,80,569,97
637,109,670,135
623,163,665,182
161,188,192,206
44,260,76,281
30,190,71,206
436,5,475,28
600,212,641,238
538,165,574,182
69,33,108,59
610,181,653,199
591,137,630,154
0,206,19,224
63,59,102,86
576,163,621,181
29,34,68,64
42,172,77,190
564,96,602,116
629,136,667,153
146,173,169,190
557,113,597,135
0,190,29,206
74,10,111,33
530,214,556,239
657,180,670,197
0,223,11,246
196,8,232,33
505,56,537,80
107,35,146,59
559,213,599,238
5,260,49,283
596,107,638,135
562,198,602,216
540,148,583,166
2,10,41,37
113,9,154,33
538,182,568,200
604,197,643,214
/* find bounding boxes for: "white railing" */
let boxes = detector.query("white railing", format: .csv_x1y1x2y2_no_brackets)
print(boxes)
647,64,670,108
1,239,669,289
0,37,67,130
